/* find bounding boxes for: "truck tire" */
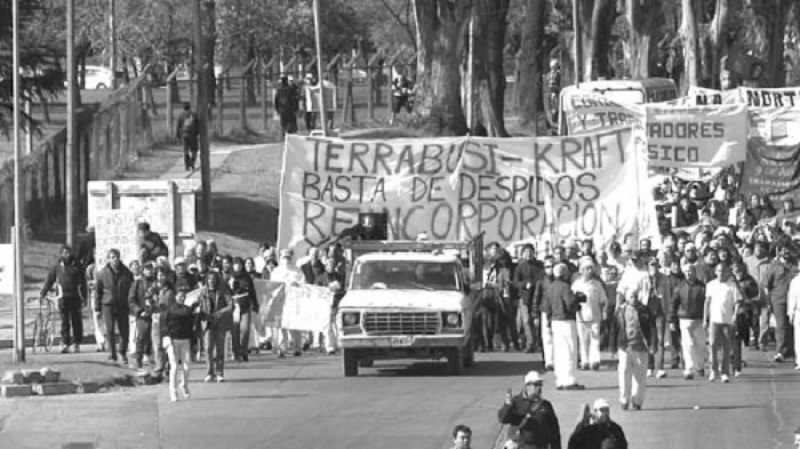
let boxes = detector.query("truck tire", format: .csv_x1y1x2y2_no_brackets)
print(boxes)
463,342,475,368
447,348,464,375
343,349,359,377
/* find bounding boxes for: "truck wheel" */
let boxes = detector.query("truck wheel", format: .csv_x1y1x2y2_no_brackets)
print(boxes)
447,348,464,375
343,349,359,377
463,342,475,368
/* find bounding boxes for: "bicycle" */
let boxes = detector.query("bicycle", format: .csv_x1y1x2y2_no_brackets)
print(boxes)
26,288,60,353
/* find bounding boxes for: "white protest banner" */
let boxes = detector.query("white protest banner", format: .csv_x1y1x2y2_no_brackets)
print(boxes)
254,280,286,328
278,130,658,256
747,109,800,146
94,210,139,267
0,244,13,295
737,87,800,110
279,284,334,332
642,104,748,168
673,87,740,106
560,86,641,134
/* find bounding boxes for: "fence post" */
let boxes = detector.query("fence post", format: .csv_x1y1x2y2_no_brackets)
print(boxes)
239,60,257,132
215,69,225,137
367,52,382,122
166,67,180,140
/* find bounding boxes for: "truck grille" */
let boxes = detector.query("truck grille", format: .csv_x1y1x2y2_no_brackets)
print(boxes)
363,312,440,335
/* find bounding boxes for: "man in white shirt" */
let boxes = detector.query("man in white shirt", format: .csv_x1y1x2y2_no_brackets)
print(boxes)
788,260,800,371
270,249,305,357
573,256,608,371
704,263,741,383
616,251,650,308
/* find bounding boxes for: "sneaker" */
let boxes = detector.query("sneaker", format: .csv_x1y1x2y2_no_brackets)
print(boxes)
632,403,642,410
181,385,191,399
646,369,653,377
121,355,129,366
545,364,554,371
683,371,694,380
734,370,742,378
326,350,336,355
293,351,302,357
656,370,667,379
72,344,80,353
170,391,178,402
580,363,590,371
216,376,225,383
774,354,784,363
697,369,705,377
620,402,629,410
60,344,70,354
591,363,600,371
709,372,717,382
721,374,730,383
204,375,214,383
278,350,286,358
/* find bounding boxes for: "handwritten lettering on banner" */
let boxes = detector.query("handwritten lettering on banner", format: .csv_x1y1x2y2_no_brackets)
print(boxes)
0,244,13,295
94,210,139,267
561,87,641,134
739,87,800,110
278,131,658,255
254,280,286,328
643,104,747,167
279,284,334,332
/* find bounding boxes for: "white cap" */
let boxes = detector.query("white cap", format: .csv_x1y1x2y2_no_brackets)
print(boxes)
593,398,611,410
524,371,543,385
173,257,186,266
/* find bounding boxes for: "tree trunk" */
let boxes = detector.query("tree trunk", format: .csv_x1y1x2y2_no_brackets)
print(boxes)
680,0,700,93
626,0,657,79
765,0,787,87
472,0,510,137
518,0,547,132
708,0,730,88
204,0,218,107
588,0,617,78
413,0,471,136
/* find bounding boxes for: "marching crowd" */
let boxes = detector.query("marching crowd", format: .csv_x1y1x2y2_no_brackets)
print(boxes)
40,221,347,402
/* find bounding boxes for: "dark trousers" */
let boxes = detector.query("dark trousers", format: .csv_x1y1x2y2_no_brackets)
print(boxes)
102,305,129,360
182,135,198,169
648,315,680,370
134,318,153,361
304,111,316,130
279,113,297,136
774,303,794,357
474,307,497,351
204,327,226,377
59,297,83,346
497,300,520,349
231,310,251,359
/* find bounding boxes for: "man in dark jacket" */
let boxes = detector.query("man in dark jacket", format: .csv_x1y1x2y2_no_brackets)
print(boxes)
95,248,135,364
568,398,628,449
533,256,557,370
274,76,298,137
514,244,543,353
198,271,233,382
764,242,798,362
498,371,561,449
300,247,324,284
175,102,199,171
40,245,86,353
543,263,583,390
128,262,158,369
610,286,655,410
670,263,707,379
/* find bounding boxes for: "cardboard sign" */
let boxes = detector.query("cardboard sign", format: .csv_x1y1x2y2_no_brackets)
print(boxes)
642,104,748,168
0,244,13,295
94,210,140,268
560,87,642,135
279,284,334,332
278,130,658,256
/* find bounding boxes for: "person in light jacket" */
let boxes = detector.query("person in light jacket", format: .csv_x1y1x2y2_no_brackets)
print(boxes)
572,257,607,371
609,287,655,410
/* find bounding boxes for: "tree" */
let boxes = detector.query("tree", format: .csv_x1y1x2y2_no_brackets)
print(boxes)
413,0,472,136
625,0,659,79
0,0,65,135
680,0,700,91
470,0,510,137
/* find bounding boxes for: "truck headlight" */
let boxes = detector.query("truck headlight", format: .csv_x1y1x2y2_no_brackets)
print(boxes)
342,312,360,326
442,312,461,328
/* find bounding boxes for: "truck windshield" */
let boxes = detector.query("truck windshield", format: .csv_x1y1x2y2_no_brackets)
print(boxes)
351,261,460,291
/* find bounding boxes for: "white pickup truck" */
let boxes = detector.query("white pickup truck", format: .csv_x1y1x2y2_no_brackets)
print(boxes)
336,240,482,376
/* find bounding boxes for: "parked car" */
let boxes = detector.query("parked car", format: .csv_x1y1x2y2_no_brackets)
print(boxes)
83,65,113,89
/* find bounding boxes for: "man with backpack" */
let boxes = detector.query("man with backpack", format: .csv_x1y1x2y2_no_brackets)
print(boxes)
176,102,199,171
275,76,298,137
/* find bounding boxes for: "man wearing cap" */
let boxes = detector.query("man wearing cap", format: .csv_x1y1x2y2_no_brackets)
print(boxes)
572,256,607,371
543,263,584,390
765,243,799,362
567,398,628,449
533,256,557,369
271,249,306,357
514,244,543,353
498,371,562,449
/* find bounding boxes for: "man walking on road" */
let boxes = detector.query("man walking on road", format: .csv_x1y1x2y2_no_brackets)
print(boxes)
572,257,607,371
534,256,557,370
95,249,135,365
176,102,199,171
787,259,800,370
198,271,232,382
670,263,707,379
274,76,298,137
128,262,158,369
543,263,584,390
765,242,798,363
514,244,543,353
610,287,654,410
498,371,562,449
704,263,740,383
40,245,86,353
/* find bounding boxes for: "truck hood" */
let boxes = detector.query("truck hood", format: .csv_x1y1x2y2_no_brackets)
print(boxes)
340,289,466,310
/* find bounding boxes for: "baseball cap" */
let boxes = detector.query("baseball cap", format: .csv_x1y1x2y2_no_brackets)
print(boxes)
593,398,611,410
173,257,186,266
524,371,543,385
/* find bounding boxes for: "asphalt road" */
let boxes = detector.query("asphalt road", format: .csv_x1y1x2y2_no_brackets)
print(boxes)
0,348,798,449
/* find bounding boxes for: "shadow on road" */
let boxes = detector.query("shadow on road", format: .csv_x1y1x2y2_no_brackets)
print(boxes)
190,393,309,401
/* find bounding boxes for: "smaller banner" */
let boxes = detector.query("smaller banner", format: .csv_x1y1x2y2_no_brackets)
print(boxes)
739,139,800,205
738,87,800,111
280,284,334,332
642,104,748,168
255,280,287,328
0,244,13,295
94,210,140,268
748,109,800,146
560,87,641,134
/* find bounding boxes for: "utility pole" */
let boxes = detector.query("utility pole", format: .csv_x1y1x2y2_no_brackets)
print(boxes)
313,0,327,136
109,0,117,89
66,0,76,248
195,0,211,224
12,0,25,363
573,0,583,86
